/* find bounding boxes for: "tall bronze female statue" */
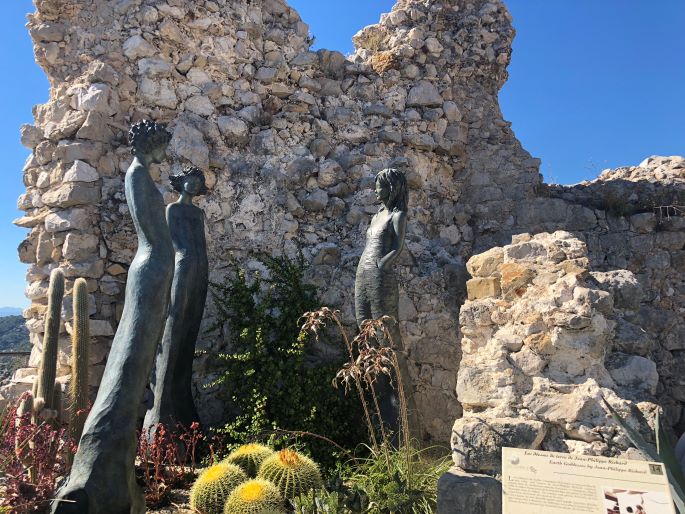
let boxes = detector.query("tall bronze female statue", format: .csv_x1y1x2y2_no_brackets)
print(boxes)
354,168,420,440
144,166,208,436
53,121,174,514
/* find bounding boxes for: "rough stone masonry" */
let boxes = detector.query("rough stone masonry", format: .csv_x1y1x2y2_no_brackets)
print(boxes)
8,0,685,445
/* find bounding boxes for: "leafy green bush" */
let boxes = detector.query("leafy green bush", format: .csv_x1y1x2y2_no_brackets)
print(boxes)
346,445,451,514
291,445,450,514
208,253,365,472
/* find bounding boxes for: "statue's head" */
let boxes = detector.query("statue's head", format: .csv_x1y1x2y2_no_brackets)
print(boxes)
375,168,408,212
128,120,171,163
170,166,208,197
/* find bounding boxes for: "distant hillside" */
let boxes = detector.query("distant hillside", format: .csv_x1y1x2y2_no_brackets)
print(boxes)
0,307,22,317
0,315,30,382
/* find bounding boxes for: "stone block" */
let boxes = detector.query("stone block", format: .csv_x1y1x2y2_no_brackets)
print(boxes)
607,353,658,394
437,467,501,514
42,183,100,208
466,277,501,300
170,122,209,169
407,80,442,106
499,262,534,297
451,418,546,473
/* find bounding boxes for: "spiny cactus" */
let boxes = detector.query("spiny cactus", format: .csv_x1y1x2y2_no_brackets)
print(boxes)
224,443,274,477
69,277,89,446
35,268,64,415
257,449,322,499
190,462,248,514
224,479,285,514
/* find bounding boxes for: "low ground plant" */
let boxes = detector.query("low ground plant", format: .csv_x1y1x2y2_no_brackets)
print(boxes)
0,393,69,513
136,422,204,508
298,308,451,513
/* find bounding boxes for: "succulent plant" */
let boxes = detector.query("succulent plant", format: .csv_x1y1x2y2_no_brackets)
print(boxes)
257,449,322,499
602,396,685,514
69,277,89,446
190,462,248,514
224,478,285,514
35,268,65,416
224,443,275,477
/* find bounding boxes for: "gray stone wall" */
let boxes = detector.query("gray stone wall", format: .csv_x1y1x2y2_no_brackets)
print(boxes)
7,0,684,444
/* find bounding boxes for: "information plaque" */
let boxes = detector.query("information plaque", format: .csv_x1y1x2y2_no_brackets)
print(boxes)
502,447,676,514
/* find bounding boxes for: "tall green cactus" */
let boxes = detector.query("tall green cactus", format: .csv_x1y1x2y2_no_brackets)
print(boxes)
35,268,65,415
69,277,89,445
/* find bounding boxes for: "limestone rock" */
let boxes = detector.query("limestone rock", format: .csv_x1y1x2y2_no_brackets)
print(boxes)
606,353,658,394
217,116,249,145
42,183,100,208
123,35,156,59
170,123,209,169
63,160,99,183
63,233,99,261
437,468,501,514
451,418,546,472
455,233,660,470
407,81,442,107
20,124,43,148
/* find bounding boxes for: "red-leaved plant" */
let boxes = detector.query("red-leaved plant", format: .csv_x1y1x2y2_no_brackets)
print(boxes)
0,393,69,513
136,422,203,508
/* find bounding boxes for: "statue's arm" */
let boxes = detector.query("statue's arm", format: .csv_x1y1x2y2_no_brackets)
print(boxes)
377,211,407,270
126,163,168,244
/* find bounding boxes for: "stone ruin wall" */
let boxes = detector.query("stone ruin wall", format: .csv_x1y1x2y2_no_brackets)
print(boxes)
7,0,684,446
455,231,665,471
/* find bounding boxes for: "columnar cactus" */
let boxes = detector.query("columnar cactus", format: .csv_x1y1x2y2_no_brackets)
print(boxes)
224,479,285,514
69,277,89,445
224,443,275,477
35,267,64,415
257,449,322,499
190,462,248,514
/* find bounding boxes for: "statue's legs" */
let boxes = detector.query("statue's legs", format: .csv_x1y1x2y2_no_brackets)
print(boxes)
144,263,202,443
368,270,421,443
354,267,421,442
52,251,173,514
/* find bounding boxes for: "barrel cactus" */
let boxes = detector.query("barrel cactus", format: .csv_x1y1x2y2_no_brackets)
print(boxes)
257,449,322,499
224,479,284,514
190,462,248,514
224,443,274,477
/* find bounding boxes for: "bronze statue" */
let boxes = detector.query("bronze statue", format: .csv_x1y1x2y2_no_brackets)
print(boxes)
53,121,174,513
143,166,208,437
354,168,420,440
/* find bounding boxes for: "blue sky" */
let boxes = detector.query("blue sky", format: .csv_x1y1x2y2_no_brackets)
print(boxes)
1,0,683,308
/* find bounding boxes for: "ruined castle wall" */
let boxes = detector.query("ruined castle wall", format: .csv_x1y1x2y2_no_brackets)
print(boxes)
10,0,542,443
10,0,684,445
507,157,685,432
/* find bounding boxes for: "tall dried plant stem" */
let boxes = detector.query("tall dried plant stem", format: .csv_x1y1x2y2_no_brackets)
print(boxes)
382,321,413,487
329,311,379,450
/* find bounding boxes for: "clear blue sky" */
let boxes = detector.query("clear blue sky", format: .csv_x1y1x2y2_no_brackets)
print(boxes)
1,0,683,309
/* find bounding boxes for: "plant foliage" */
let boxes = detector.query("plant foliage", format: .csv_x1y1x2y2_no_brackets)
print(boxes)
208,253,365,471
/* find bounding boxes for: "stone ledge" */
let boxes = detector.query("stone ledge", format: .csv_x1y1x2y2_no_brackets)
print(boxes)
437,466,502,514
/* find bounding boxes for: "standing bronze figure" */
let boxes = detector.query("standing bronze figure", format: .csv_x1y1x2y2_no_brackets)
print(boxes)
354,168,420,440
53,121,174,514
144,166,208,436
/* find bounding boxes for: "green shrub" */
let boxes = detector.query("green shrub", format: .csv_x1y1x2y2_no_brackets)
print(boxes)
347,445,451,514
208,253,365,472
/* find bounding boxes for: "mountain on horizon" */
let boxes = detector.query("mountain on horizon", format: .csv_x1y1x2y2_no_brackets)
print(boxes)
0,307,23,317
